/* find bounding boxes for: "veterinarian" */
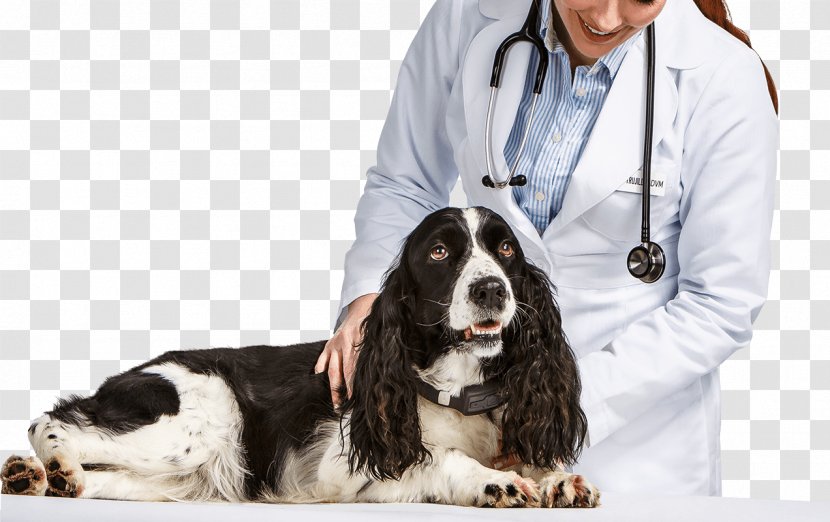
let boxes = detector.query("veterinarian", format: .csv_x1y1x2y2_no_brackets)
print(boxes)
315,0,778,496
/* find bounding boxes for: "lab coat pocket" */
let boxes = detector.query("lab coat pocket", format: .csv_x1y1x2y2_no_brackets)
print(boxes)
580,161,679,243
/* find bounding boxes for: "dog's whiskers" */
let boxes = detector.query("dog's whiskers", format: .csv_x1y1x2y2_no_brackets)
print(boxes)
416,310,450,328
514,300,541,326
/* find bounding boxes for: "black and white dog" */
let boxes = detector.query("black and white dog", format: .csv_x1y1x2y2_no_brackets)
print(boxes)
1,207,599,508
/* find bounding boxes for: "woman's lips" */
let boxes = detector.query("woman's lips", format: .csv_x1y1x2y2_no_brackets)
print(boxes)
576,12,621,43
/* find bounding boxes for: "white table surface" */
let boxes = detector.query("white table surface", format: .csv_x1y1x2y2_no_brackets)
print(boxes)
2,492,829,522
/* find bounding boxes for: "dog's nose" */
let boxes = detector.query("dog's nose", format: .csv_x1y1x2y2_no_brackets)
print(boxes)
470,277,506,309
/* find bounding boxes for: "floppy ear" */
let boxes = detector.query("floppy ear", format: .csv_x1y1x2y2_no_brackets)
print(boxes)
342,256,430,480
499,260,588,470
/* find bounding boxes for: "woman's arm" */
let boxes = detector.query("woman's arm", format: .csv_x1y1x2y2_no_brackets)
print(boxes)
577,47,779,447
316,0,465,406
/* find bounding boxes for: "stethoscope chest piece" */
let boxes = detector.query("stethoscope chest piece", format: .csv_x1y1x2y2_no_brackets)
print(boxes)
627,241,665,284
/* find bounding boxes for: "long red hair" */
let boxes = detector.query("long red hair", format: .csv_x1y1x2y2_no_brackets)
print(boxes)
693,0,779,114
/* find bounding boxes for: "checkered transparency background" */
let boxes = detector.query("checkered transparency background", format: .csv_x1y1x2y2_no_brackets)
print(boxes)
0,0,827,502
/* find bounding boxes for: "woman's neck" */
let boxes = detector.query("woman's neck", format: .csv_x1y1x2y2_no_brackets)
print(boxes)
549,2,597,79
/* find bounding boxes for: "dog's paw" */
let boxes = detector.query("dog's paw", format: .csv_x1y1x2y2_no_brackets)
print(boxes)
44,454,85,498
538,471,600,508
477,471,540,508
1,455,47,496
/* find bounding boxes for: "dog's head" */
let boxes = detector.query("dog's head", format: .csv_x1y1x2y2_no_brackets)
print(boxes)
345,207,587,480
395,206,521,361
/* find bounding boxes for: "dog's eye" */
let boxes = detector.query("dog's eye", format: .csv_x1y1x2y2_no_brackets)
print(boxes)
430,244,448,261
499,241,514,257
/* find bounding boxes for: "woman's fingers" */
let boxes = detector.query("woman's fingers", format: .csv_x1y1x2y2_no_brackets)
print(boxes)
327,347,344,408
316,334,353,407
342,341,358,399
314,343,331,374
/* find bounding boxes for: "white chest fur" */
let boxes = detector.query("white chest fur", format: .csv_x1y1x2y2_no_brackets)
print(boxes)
417,396,502,467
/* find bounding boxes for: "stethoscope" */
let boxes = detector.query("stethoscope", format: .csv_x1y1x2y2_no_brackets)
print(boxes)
481,1,665,284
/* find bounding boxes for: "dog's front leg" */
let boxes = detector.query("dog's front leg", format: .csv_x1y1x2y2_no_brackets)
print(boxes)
356,448,541,507
520,464,601,508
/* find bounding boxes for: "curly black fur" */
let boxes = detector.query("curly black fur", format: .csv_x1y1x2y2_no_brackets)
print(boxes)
343,249,431,481
497,260,588,469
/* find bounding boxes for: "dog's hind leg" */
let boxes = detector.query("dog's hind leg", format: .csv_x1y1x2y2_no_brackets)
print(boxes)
24,366,184,497
27,414,211,500
81,470,170,501
27,363,248,501
27,415,89,497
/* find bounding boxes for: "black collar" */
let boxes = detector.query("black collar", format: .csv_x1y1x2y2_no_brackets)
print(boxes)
416,379,506,416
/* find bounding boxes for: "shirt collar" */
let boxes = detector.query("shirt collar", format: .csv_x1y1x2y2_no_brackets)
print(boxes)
538,0,643,80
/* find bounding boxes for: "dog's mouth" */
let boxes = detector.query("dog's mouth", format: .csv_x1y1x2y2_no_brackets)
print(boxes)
463,319,503,343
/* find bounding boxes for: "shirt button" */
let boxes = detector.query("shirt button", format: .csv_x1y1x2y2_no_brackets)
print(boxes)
552,132,562,143
575,87,587,97
535,191,546,201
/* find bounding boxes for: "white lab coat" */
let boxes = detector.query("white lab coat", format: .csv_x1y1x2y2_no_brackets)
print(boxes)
337,0,778,496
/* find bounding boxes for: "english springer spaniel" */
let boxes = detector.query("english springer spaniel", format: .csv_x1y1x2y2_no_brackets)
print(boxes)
1,206,599,508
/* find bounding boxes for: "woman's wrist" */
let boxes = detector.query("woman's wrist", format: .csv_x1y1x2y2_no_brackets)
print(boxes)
344,293,378,328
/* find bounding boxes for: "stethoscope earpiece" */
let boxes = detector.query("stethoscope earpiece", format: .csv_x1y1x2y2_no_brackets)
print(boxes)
627,241,665,284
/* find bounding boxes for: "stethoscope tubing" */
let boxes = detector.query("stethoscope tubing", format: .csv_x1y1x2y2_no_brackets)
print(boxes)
640,22,656,244
483,0,548,189
484,89,540,189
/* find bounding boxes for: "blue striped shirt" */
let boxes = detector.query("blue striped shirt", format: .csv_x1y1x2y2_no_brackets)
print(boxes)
504,0,643,234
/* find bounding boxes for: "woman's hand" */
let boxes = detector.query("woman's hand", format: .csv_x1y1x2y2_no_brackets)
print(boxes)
314,293,378,409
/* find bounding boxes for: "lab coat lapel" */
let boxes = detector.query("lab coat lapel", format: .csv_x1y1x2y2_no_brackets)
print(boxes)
542,34,679,239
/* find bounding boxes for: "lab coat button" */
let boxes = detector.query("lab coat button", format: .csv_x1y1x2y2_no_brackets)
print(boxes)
535,191,545,201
